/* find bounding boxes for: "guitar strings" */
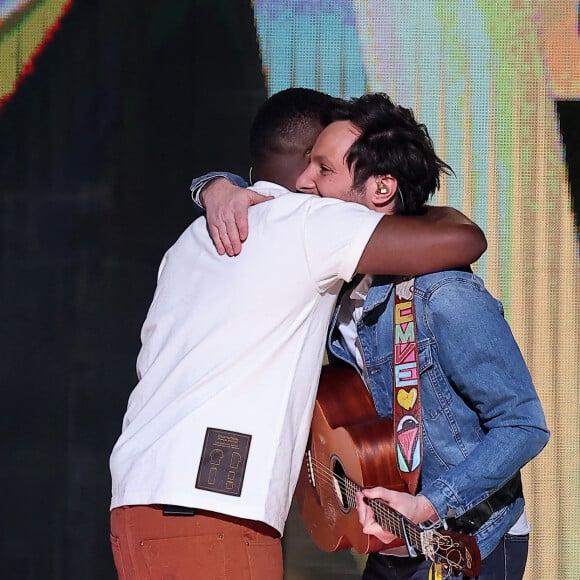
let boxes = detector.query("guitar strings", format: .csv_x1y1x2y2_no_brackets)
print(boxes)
306,455,416,540
306,456,458,568
304,455,464,571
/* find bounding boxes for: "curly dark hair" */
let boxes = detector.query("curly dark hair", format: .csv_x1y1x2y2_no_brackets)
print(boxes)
328,93,453,215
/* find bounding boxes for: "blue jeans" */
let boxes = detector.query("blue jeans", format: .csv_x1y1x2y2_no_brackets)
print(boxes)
362,534,529,579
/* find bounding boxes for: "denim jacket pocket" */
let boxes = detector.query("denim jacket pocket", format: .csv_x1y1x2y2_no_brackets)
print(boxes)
417,338,434,374
415,340,449,422
380,337,434,374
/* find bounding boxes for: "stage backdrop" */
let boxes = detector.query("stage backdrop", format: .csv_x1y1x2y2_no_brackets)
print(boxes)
0,1,267,578
252,1,580,578
1,1,578,579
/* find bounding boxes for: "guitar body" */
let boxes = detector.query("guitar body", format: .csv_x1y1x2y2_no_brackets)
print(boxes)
295,366,408,554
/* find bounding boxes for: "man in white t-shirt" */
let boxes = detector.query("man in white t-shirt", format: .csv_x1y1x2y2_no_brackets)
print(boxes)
109,88,486,580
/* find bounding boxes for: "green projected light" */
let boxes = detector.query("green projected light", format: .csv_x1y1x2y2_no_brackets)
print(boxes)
0,0,73,108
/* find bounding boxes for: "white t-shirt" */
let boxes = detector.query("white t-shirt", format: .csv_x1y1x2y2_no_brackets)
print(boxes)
109,182,383,534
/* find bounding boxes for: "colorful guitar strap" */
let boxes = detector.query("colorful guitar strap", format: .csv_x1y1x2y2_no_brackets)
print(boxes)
393,278,422,494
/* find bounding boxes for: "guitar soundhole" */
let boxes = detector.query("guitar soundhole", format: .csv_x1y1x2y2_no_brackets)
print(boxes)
330,455,350,513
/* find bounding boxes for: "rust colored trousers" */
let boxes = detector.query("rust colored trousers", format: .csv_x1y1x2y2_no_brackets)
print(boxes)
110,505,283,580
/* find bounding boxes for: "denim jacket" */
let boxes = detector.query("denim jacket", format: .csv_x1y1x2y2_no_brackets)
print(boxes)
328,270,550,559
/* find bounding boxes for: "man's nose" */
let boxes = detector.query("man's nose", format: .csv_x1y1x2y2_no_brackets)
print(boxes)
296,168,315,193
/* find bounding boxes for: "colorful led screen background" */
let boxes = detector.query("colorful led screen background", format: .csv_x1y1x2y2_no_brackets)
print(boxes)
0,1,578,578
253,1,579,578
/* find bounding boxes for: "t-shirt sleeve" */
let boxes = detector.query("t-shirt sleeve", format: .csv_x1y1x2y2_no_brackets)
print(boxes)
303,198,383,292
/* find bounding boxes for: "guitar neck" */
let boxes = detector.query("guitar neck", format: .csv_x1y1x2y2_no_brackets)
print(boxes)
344,477,424,552
341,474,481,576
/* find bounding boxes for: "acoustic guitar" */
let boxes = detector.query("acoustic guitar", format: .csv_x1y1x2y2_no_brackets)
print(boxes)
294,366,481,577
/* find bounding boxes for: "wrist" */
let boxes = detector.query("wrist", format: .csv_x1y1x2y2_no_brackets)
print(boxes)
416,495,438,524
199,177,228,208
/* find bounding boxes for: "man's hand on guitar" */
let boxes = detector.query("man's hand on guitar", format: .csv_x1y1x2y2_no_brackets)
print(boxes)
201,178,273,256
355,488,438,545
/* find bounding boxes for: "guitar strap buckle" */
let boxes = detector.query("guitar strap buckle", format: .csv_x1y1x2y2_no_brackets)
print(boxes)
448,472,523,534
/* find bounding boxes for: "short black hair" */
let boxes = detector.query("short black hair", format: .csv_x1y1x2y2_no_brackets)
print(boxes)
249,88,345,163
332,93,453,215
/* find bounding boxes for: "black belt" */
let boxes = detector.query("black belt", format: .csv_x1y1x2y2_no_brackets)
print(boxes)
450,472,523,534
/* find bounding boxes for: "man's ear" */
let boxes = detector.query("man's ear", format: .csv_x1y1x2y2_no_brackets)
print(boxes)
371,174,398,206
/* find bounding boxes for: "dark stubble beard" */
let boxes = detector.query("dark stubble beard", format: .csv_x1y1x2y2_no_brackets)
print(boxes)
346,183,367,205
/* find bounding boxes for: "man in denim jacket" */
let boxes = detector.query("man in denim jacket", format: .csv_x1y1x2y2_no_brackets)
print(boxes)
328,271,548,578
298,93,549,579
194,93,549,579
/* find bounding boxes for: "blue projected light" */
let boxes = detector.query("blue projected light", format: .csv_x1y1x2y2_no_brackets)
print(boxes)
252,0,366,98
